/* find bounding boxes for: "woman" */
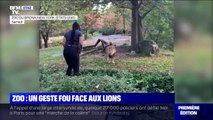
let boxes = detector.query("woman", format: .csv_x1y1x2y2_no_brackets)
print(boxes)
63,22,83,76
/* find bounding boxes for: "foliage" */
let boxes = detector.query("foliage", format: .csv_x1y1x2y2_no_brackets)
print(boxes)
100,27,115,35
39,46,174,93
52,40,62,47
112,0,174,52
39,0,94,47
97,5,131,35
143,1,174,50
81,11,102,39
87,31,102,39
39,46,173,73
39,0,174,50
40,66,173,93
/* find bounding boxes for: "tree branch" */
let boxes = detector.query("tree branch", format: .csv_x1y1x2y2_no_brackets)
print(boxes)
138,0,143,7
40,30,46,41
141,5,156,19
114,1,132,9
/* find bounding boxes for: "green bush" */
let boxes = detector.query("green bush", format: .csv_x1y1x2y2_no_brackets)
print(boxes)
115,30,124,34
52,40,62,47
87,28,124,36
83,31,101,40
87,31,101,39
100,27,115,35
40,65,174,93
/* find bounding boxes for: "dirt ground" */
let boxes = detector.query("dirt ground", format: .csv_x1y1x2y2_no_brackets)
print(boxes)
43,34,131,47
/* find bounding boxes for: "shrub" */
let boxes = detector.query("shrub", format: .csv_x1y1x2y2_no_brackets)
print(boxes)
87,31,101,39
100,27,115,35
52,40,62,47
40,65,174,93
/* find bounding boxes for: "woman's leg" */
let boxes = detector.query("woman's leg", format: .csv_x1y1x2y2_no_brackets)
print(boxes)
73,54,80,76
66,63,72,76
63,47,72,76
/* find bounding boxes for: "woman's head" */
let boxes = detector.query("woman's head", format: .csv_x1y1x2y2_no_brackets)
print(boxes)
72,22,80,30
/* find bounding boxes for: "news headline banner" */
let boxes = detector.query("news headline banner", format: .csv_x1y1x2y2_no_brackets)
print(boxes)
10,93,174,104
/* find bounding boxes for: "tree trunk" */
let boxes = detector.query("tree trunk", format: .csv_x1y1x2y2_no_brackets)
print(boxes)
41,31,49,48
123,10,126,34
138,18,144,41
131,0,139,52
85,28,88,40
113,27,116,34
138,16,144,53
84,18,88,40
44,40,48,48
39,31,42,49
44,32,49,48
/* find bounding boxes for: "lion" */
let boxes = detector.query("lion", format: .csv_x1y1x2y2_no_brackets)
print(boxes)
105,42,116,63
94,39,116,63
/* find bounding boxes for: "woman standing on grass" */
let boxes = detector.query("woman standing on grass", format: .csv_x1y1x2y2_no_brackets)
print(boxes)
63,22,83,76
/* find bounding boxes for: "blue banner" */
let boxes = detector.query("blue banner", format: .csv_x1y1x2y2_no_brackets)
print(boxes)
10,93,174,104
175,104,213,120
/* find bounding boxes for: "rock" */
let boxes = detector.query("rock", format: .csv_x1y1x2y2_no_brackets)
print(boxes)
52,53,62,58
129,50,136,56
139,40,159,56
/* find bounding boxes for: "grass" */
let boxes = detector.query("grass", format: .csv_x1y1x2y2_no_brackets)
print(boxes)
39,46,174,93
40,46,173,73
39,46,64,64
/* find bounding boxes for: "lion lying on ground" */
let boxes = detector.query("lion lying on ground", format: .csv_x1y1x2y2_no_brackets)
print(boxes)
94,39,116,63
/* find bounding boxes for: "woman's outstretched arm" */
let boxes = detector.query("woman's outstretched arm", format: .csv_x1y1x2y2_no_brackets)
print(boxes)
63,37,66,47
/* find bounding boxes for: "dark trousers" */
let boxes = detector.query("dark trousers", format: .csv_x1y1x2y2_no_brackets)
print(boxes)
63,46,80,76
